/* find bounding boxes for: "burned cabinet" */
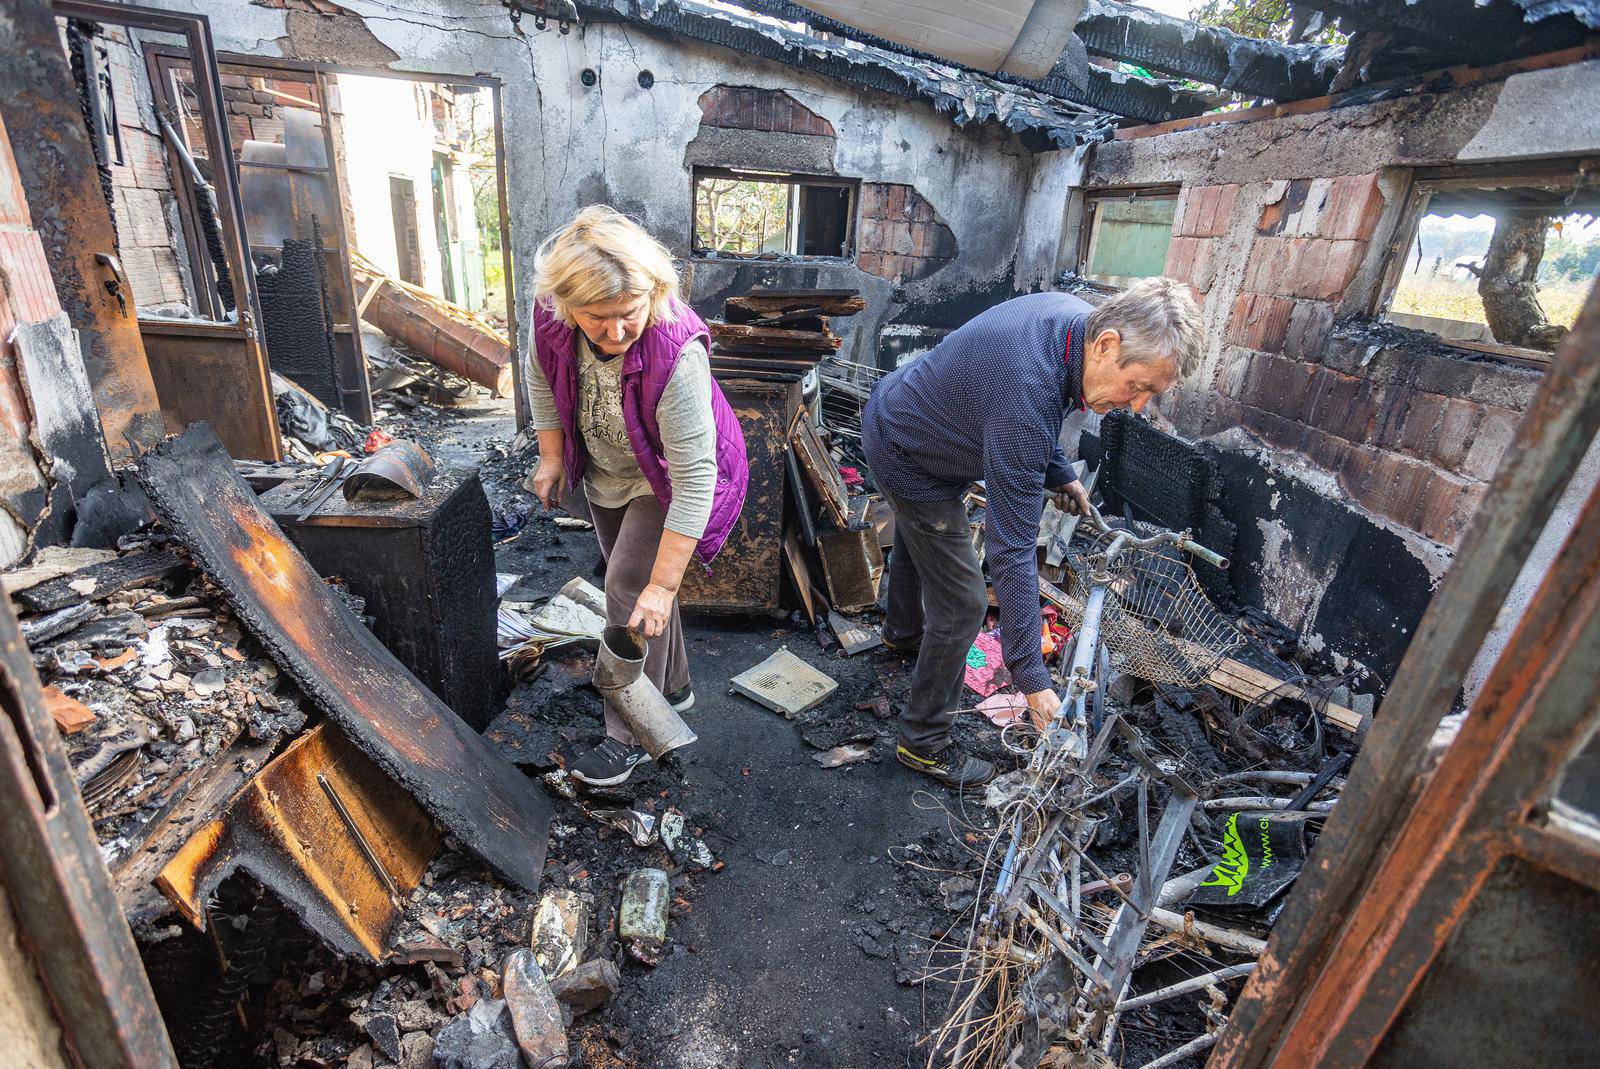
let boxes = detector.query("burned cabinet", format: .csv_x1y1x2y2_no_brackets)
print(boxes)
680,377,801,614
261,466,500,731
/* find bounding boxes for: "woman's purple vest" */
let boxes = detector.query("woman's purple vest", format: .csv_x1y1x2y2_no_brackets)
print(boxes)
531,296,749,564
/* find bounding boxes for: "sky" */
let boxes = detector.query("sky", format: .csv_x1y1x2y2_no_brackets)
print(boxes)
1129,0,1199,17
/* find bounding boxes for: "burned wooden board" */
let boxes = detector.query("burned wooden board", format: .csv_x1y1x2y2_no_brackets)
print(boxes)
1206,657,1365,734
790,417,851,530
14,549,189,614
709,321,841,354
725,289,865,317
817,525,885,614
136,424,550,890
157,722,440,961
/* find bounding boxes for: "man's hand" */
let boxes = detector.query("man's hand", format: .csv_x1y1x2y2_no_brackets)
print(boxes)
1025,688,1063,733
1051,479,1091,517
529,457,565,510
628,582,676,639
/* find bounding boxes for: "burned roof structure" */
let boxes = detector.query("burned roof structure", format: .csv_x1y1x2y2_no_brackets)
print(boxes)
569,0,1600,137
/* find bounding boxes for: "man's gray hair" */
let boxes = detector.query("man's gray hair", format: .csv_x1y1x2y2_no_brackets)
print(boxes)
1085,277,1204,380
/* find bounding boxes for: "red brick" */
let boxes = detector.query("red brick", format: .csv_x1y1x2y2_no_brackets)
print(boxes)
1413,472,1479,546
857,217,886,253
885,185,906,219
886,221,914,256
1239,402,1307,452
858,183,886,219
1290,239,1329,300
1163,235,1194,280
857,251,882,275
1397,390,1449,459
1354,451,1435,530
1206,184,1239,238
1303,365,1375,440
1227,293,1295,351
1318,174,1385,242
1173,187,1197,237
1284,299,1334,361
1462,405,1520,481
1316,239,1367,300
1430,397,1481,472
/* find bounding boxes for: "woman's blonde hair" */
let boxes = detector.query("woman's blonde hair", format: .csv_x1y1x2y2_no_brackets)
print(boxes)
533,205,682,328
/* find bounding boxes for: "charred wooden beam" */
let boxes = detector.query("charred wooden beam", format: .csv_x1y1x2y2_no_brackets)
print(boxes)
710,321,842,354
158,722,440,962
14,549,189,614
1076,0,1341,100
135,424,552,892
724,289,866,318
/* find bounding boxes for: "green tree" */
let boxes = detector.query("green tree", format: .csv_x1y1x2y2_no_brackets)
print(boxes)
1189,0,1345,45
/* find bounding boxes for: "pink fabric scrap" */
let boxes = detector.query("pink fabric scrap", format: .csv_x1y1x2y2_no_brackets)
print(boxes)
978,692,1029,727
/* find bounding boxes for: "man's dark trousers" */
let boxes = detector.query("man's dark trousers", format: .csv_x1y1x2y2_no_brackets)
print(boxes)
881,490,989,753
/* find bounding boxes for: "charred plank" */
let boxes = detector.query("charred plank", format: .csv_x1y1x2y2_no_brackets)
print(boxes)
135,423,550,892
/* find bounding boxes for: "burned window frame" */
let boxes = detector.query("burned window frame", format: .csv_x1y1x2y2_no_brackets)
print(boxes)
1373,158,1600,370
1075,185,1181,290
689,166,859,261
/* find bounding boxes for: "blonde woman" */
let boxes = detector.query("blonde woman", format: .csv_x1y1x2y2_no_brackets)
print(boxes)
528,205,749,786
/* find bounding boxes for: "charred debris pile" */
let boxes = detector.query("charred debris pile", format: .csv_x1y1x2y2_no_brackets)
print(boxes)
12,285,1372,1069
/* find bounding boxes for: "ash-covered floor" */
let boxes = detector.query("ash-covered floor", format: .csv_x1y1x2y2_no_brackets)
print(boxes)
385,394,1021,1068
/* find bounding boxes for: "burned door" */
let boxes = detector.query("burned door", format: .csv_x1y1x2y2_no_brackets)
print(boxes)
391,175,424,286
151,56,371,424
0,0,174,460
33,0,280,462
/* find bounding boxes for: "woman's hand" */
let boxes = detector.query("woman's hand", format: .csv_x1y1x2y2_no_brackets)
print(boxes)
530,456,565,510
628,583,676,639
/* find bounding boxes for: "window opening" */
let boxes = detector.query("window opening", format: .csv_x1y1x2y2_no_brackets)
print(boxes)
692,168,856,258
1383,170,1600,356
1079,190,1179,288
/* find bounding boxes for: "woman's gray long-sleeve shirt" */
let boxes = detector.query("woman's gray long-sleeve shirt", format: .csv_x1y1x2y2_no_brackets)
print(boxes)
527,335,717,540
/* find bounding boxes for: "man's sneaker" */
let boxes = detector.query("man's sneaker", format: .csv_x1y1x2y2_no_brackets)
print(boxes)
570,737,651,786
881,634,921,658
665,685,694,713
896,742,996,790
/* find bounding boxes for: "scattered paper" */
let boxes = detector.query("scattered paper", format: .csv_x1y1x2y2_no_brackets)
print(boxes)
813,742,873,768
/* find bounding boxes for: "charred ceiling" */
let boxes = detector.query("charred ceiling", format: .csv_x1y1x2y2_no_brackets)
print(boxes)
1075,0,1343,101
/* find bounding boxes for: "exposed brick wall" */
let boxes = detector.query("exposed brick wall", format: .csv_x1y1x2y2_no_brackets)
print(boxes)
856,182,957,284
696,86,835,137
100,28,188,309
1151,171,1537,549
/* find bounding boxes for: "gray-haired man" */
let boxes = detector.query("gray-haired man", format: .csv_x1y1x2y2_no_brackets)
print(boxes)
862,278,1203,789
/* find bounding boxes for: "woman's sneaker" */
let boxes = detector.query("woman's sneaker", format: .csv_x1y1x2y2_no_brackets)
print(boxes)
570,737,651,786
665,685,694,713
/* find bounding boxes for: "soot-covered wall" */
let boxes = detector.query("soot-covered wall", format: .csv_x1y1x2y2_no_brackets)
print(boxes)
153,0,1047,377
1067,60,1600,685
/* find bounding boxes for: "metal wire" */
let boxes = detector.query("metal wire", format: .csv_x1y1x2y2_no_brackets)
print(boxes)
1055,521,1243,686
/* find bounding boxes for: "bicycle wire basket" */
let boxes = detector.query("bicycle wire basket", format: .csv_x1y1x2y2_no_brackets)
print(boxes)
1056,520,1244,686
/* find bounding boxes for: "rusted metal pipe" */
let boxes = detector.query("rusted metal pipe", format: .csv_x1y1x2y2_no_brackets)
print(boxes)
351,255,512,398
